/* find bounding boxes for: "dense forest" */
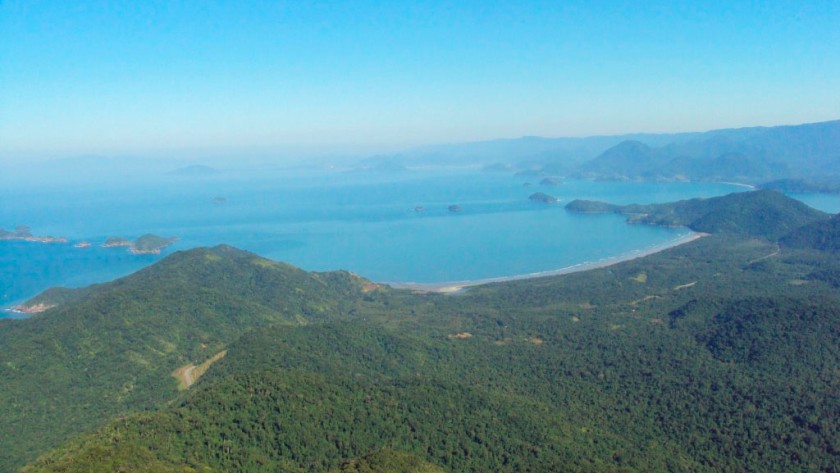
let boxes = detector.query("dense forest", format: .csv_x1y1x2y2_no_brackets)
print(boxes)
2,190,839,472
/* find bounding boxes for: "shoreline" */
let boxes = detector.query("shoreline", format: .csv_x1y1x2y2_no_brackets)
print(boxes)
385,231,708,294
717,181,756,190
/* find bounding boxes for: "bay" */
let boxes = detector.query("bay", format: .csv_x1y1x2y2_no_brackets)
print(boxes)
0,168,759,311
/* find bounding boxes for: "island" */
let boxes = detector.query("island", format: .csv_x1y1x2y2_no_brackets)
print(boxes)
131,234,178,255
102,237,132,248
73,241,92,248
102,234,178,255
539,177,563,186
413,206,425,212
0,226,67,244
212,196,227,205
448,204,462,213
528,192,560,203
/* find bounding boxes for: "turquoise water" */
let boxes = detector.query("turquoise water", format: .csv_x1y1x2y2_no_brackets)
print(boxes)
787,193,840,214
0,168,795,311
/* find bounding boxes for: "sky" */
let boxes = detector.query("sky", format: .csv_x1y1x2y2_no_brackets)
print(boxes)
1,0,839,161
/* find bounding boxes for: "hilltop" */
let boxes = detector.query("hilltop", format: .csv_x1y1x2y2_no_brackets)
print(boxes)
0,245,380,470
566,189,828,240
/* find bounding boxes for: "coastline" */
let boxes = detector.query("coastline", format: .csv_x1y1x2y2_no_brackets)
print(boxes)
386,231,708,294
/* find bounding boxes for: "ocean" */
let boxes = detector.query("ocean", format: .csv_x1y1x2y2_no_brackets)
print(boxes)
2,167,837,313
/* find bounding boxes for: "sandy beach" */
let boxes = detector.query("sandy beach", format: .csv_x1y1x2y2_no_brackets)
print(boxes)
386,231,708,294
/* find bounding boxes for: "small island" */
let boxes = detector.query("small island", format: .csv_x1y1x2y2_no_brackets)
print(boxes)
103,234,178,255
102,237,133,248
413,206,425,212
539,177,563,186
74,241,92,248
131,234,178,255
528,192,560,203
212,196,227,205
0,226,67,244
448,205,462,213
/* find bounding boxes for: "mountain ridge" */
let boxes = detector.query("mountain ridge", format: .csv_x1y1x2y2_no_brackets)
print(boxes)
360,119,840,182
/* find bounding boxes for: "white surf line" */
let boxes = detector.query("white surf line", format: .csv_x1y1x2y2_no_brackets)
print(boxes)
385,232,708,293
717,181,756,189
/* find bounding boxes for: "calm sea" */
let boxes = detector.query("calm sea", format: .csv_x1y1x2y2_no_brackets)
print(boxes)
2,168,837,313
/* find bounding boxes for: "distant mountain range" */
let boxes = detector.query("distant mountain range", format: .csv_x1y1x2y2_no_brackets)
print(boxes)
362,119,840,184
6,119,838,188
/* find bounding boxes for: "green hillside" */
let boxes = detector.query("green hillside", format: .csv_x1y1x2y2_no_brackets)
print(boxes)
781,214,840,252
0,245,378,470
566,189,828,240
5,195,840,472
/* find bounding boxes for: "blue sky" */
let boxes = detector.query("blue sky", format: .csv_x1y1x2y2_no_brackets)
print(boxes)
1,0,839,161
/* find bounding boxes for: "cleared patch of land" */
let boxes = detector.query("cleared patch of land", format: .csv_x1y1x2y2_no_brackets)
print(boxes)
172,350,227,390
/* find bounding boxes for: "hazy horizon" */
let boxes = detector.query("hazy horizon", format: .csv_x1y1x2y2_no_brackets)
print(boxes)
2,116,839,169
2,1,839,162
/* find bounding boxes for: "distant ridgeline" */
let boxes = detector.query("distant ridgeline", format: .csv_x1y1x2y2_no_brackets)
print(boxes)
759,177,840,194
361,119,840,185
563,120,840,183
3,190,840,472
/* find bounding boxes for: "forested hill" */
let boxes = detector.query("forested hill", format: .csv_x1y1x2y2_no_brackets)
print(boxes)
0,245,381,471
7,196,840,472
566,189,828,239
780,213,840,252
